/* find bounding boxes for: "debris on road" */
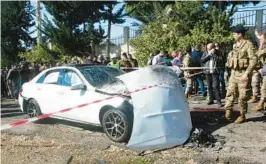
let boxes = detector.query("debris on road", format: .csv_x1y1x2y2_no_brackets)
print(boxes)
184,128,225,151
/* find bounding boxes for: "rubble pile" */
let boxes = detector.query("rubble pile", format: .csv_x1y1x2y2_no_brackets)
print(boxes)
184,128,225,151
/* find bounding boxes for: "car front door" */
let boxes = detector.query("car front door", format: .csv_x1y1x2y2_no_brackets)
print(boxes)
53,69,93,122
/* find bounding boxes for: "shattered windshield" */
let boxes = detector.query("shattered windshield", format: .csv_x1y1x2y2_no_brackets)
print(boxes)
78,66,125,88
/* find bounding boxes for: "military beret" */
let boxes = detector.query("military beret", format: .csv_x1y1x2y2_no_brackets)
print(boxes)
231,26,247,34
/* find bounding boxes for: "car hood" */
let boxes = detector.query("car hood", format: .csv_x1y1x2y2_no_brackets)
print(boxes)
117,66,192,151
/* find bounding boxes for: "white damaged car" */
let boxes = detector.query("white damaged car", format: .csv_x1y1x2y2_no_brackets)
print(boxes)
19,64,192,151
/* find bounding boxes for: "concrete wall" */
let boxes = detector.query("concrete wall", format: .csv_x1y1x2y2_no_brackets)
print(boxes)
120,44,135,57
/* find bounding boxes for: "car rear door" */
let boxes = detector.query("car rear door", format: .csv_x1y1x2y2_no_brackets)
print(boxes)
35,69,64,114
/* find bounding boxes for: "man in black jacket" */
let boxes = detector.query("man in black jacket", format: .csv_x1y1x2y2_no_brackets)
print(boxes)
6,65,19,99
201,43,223,107
215,43,226,98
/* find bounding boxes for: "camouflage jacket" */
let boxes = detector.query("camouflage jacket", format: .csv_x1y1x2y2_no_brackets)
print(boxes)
182,53,193,75
257,43,266,65
226,39,257,76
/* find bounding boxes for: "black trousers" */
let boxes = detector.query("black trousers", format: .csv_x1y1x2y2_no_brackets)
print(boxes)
206,73,221,101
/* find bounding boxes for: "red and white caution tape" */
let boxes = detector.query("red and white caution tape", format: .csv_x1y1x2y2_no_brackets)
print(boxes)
121,67,223,70
1,82,166,131
1,71,203,131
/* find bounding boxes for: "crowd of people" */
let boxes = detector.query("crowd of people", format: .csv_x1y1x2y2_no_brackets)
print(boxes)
1,62,47,99
146,27,266,123
146,44,226,107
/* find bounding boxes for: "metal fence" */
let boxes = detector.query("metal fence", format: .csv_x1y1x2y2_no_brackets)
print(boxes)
264,9,266,25
232,9,266,29
129,28,140,40
232,10,257,27
110,35,124,46
110,27,140,46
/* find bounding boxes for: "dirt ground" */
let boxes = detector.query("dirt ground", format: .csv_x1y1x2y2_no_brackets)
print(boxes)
1,97,266,164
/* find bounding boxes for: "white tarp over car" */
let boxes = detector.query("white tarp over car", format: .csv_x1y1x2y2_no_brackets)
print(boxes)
118,66,192,151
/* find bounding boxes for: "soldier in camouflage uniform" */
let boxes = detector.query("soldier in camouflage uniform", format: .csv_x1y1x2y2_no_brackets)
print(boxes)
252,32,266,112
183,46,193,99
225,51,233,89
224,26,257,124
247,62,261,103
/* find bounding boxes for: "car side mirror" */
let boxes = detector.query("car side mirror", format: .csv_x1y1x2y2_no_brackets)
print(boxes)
71,84,87,90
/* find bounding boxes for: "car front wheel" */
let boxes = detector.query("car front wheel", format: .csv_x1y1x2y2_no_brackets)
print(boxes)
102,109,132,142
26,99,42,118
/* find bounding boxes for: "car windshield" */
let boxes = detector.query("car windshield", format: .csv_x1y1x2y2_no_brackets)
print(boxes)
78,66,125,88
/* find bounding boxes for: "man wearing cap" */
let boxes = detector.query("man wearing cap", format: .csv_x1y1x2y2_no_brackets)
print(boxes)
224,26,257,124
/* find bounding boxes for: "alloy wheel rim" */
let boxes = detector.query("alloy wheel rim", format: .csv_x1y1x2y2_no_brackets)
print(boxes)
104,112,125,139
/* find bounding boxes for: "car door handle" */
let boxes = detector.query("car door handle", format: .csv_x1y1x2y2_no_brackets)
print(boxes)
37,87,42,91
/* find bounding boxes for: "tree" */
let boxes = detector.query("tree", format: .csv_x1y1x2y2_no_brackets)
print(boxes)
19,45,55,64
1,1,35,66
125,1,260,25
125,1,174,24
101,2,125,57
42,1,107,57
131,2,234,66
43,1,105,30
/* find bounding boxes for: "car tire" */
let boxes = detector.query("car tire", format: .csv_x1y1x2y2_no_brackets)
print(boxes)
26,99,42,118
102,108,132,142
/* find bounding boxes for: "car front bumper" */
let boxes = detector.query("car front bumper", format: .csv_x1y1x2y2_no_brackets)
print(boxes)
118,66,192,151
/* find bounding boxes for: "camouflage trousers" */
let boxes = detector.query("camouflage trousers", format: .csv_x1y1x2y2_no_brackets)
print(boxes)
184,72,193,94
260,76,266,102
224,70,230,89
185,78,192,94
250,70,261,97
225,70,248,113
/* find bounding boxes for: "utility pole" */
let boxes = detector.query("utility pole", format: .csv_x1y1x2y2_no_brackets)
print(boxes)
123,27,129,55
37,0,42,48
255,10,263,33
106,3,113,58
